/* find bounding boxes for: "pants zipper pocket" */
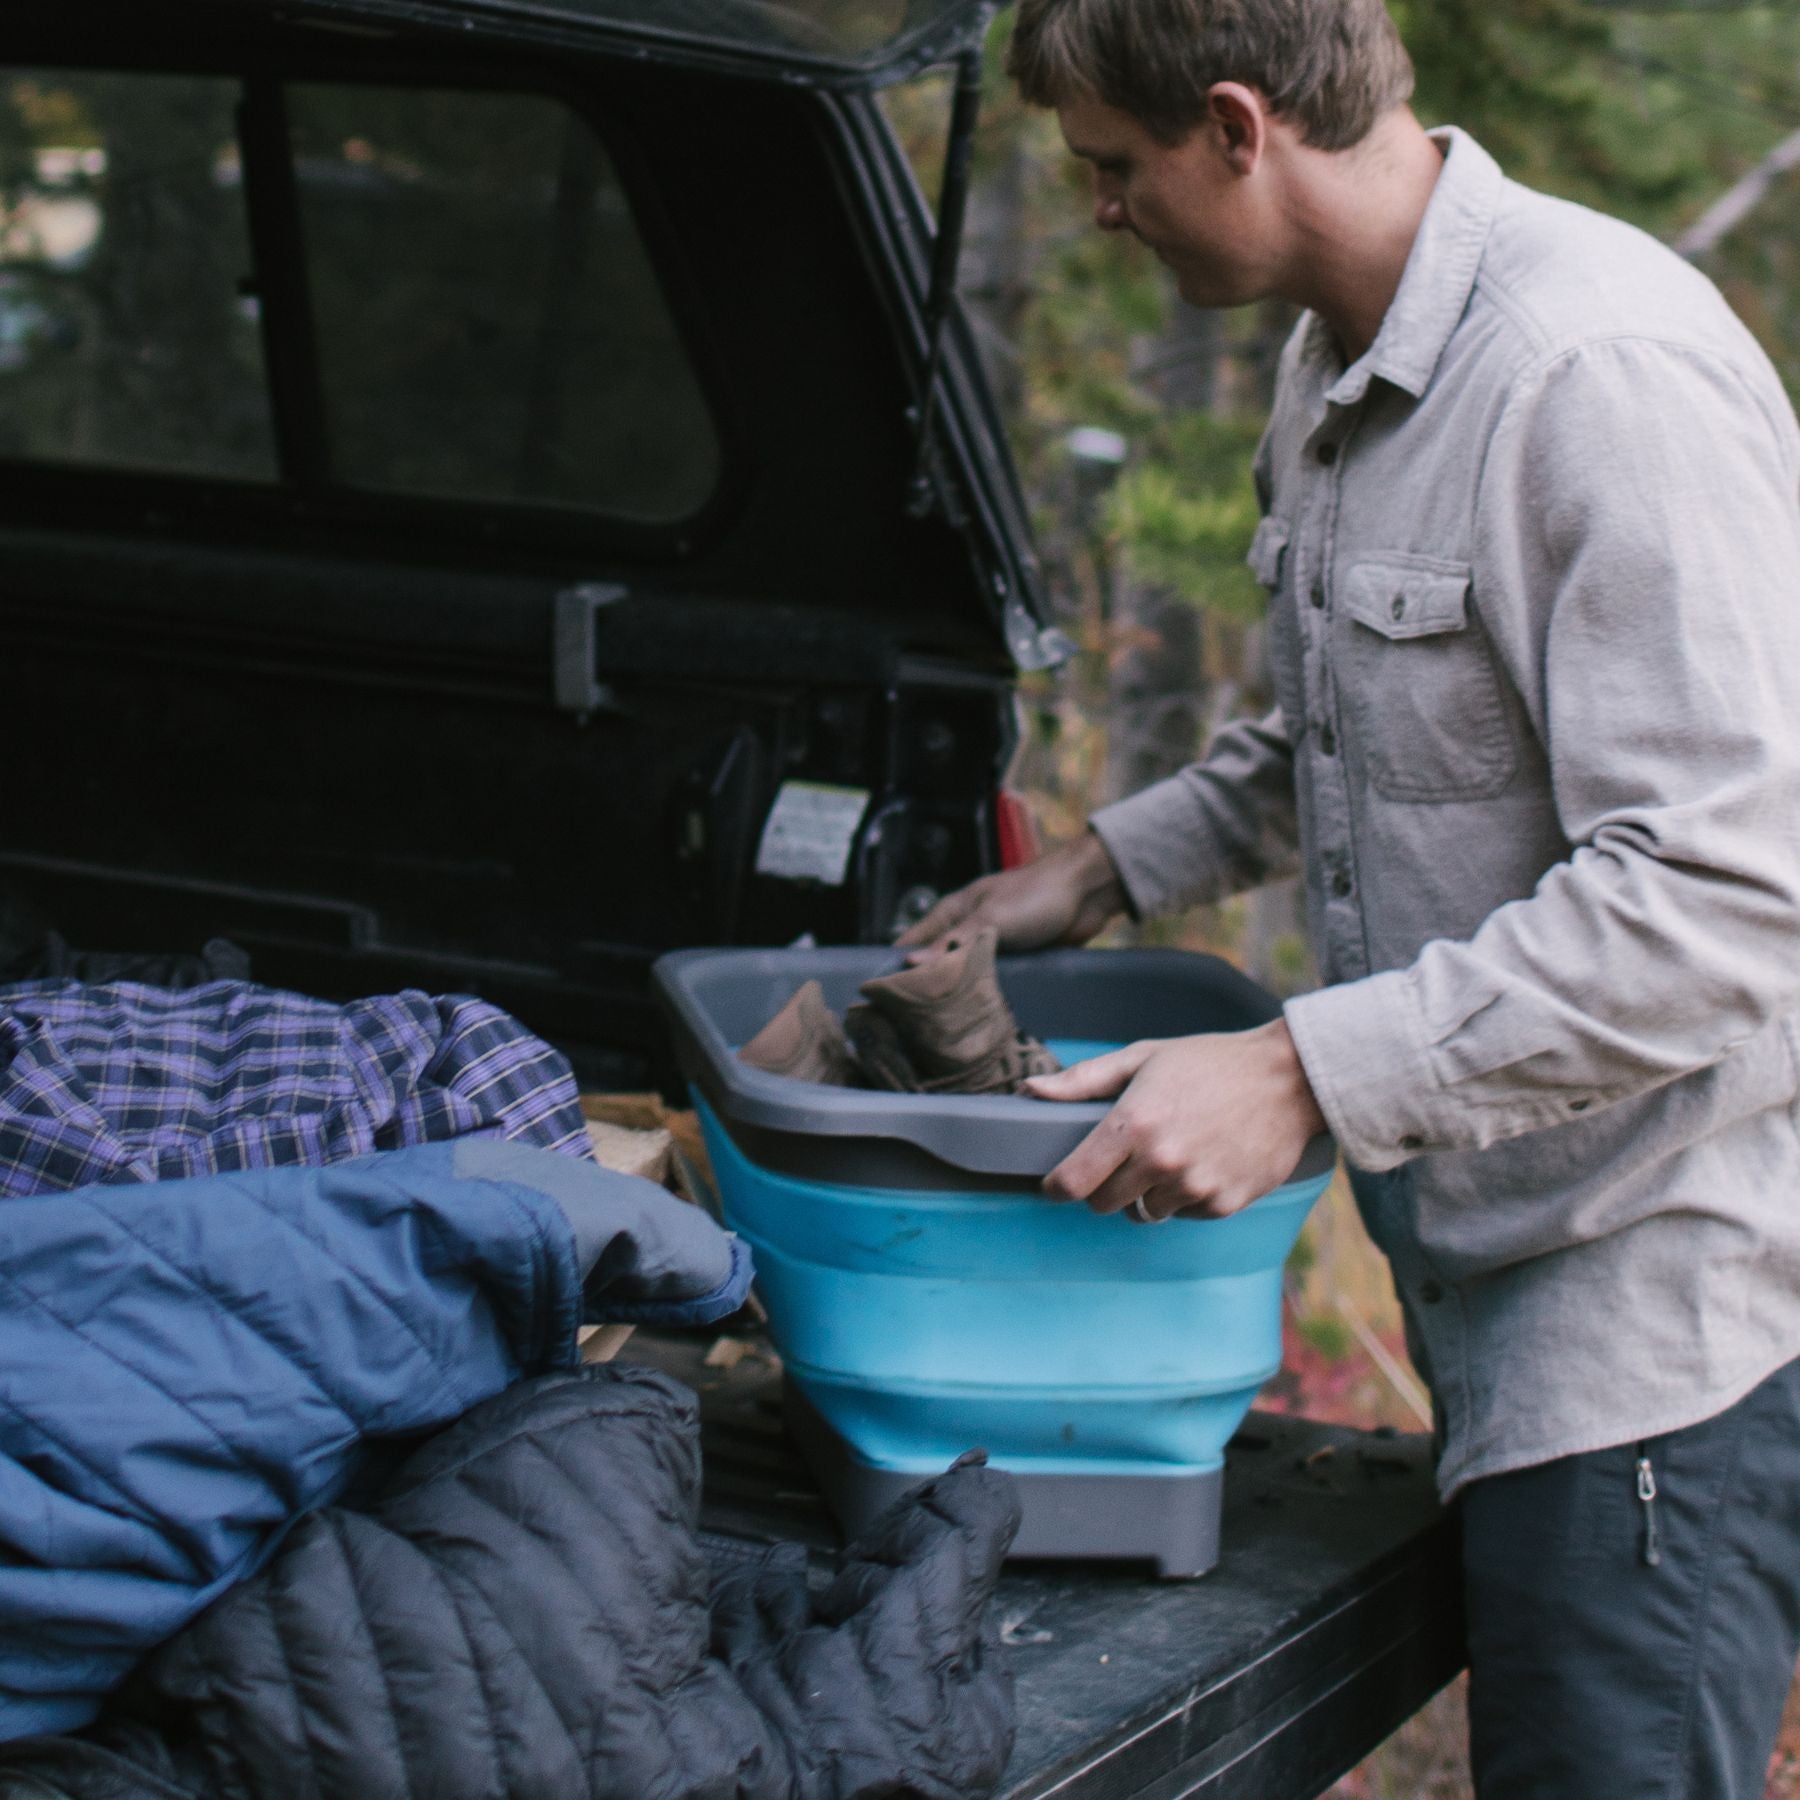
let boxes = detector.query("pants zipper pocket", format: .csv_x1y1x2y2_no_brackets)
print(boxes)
1635,1444,1662,1568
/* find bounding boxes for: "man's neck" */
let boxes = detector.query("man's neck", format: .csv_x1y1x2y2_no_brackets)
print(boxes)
1275,111,1446,365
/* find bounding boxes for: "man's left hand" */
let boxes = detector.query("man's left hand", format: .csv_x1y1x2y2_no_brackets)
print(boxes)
1023,1020,1328,1222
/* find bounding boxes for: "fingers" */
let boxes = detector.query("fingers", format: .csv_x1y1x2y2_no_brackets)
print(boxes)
895,835,1127,958
1095,1173,1248,1223
1036,1038,1241,1219
1043,1134,1135,1212
1081,1153,1157,1216
1041,1128,1250,1222
1037,1044,1159,1207
1169,1195,1244,1221
1152,1184,1231,1222
1049,1149,1226,1220
1021,1042,1151,1104
1041,1082,1152,1207
894,883,986,949
1037,1027,1310,1226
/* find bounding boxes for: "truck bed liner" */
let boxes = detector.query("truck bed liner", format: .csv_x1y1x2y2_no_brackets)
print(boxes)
626,1331,1466,1800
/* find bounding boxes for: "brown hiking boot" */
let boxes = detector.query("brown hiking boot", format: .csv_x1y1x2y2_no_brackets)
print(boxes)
854,927,1060,1096
842,1002,925,1093
737,980,861,1087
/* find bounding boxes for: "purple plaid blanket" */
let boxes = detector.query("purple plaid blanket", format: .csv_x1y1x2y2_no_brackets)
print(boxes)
0,980,591,1198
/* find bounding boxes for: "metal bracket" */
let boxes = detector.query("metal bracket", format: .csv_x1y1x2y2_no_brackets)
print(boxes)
553,581,625,718
1002,590,1074,672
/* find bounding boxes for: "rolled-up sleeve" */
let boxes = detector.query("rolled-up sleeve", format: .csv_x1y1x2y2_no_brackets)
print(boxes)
1091,708,1301,919
1286,338,1800,1171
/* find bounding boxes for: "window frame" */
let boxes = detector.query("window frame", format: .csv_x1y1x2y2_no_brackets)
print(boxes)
270,0,995,94
0,46,741,560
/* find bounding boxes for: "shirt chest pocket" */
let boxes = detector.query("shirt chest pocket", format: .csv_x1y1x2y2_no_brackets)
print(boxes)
1338,556,1518,802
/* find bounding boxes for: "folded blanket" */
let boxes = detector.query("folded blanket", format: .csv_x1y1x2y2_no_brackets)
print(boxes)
0,979,590,1198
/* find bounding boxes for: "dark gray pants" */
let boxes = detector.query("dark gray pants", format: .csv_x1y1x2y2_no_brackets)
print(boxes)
1462,1354,1800,1798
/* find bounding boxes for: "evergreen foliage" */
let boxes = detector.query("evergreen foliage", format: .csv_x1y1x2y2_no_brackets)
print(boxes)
884,0,1800,981
921,2,1800,636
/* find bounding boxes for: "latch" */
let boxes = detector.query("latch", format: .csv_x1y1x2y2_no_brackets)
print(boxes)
553,582,625,719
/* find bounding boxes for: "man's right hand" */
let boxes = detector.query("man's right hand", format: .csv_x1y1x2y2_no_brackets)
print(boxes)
895,829,1129,955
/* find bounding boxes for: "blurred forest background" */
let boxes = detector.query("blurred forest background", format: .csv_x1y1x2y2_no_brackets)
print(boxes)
886,5,1800,1791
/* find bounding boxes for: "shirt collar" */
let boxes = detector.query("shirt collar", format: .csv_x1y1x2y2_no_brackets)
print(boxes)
1310,126,1504,408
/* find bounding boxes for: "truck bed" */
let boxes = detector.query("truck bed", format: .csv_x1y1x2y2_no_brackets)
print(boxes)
625,1331,1466,1800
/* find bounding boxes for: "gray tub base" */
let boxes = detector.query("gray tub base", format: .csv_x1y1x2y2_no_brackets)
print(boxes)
785,1381,1223,1579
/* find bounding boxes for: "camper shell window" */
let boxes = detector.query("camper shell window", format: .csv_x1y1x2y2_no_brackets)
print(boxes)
0,67,721,526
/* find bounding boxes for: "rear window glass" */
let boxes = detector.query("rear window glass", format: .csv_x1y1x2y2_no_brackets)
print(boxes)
0,69,720,528
288,85,719,523
0,70,278,480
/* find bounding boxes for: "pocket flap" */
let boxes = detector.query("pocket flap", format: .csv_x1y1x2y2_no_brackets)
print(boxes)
1247,515,1290,587
1342,558,1472,639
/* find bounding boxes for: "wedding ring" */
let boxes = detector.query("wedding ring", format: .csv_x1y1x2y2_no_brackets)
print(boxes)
1129,1195,1155,1224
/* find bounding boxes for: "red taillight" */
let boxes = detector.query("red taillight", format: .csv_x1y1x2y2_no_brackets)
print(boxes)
995,788,1041,870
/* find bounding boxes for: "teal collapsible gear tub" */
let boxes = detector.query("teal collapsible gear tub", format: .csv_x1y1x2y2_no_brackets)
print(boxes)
653,947,1334,1576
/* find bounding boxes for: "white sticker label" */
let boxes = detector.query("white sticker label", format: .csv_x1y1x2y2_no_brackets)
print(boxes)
755,781,871,887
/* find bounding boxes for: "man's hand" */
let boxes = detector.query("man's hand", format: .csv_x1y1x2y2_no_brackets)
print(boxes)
1023,1020,1327,1221
896,830,1128,956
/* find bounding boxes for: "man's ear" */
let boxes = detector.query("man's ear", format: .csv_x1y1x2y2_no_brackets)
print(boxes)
1207,82,1267,175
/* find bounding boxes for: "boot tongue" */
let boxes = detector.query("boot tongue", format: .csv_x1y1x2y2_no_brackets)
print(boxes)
858,929,1014,1076
863,928,995,1008
912,931,998,1040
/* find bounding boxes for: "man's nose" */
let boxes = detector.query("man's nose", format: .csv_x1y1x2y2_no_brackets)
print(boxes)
1094,189,1127,232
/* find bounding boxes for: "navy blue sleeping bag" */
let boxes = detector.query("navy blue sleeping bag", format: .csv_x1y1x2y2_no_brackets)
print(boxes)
0,1136,751,1741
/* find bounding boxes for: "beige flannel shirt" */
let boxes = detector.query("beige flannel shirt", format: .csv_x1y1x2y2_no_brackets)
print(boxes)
1092,128,1800,1497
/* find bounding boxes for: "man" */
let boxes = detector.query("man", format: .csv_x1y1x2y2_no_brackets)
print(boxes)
900,1,1800,1791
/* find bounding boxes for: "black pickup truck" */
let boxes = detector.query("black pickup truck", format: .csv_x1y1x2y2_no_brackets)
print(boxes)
0,2,1464,1791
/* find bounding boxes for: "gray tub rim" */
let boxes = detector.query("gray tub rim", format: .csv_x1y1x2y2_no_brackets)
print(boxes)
653,945,1335,1188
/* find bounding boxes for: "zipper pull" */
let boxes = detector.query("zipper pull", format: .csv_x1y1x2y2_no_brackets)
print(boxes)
1636,1448,1662,1568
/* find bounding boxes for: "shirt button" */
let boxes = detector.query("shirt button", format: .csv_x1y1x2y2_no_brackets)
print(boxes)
1419,1278,1445,1305
1390,595,1406,621
1318,721,1337,755
1310,581,1326,609
1316,442,1339,467
1399,1133,1424,1151
1331,870,1352,898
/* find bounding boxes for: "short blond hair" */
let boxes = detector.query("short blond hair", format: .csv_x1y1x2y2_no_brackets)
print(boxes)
1007,0,1415,151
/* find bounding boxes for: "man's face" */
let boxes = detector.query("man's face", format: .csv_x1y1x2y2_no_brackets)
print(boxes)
1057,92,1274,309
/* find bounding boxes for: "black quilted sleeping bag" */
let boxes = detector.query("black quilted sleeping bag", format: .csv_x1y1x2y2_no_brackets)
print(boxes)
1,1365,1021,1800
